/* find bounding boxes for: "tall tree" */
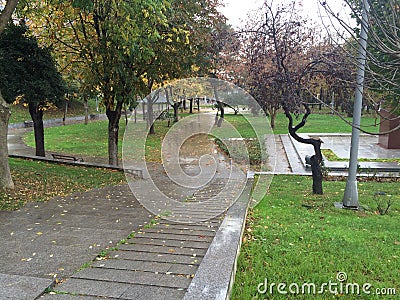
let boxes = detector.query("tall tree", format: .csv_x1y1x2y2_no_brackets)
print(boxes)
0,23,66,156
25,0,225,164
26,0,172,165
0,0,19,190
142,0,226,134
240,0,328,194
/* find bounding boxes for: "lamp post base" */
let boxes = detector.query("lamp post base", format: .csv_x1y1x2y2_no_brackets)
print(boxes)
334,202,360,211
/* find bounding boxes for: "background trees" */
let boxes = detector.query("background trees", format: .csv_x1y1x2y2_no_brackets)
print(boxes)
363,0,399,115
231,0,332,193
321,0,400,119
22,0,226,165
225,0,399,194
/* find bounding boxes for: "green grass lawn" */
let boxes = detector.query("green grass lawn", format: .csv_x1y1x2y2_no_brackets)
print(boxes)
25,120,127,159
221,111,380,135
24,111,380,168
213,113,271,138
321,149,400,164
24,118,177,163
9,99,99,124
1,158,125,210
272,111,379,134
232,175,399,299
211,112,380,136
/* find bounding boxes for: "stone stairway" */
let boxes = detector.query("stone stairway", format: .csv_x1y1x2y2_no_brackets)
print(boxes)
43,208,224,299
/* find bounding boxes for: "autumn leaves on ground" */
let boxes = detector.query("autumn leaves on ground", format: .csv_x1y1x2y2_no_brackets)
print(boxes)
232,175,399,300
1,109,388,211
1,158,125,210
2,107,399,299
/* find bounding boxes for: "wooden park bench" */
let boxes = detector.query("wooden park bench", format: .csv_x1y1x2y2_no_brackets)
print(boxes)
24,120,34,128
51,153,84,162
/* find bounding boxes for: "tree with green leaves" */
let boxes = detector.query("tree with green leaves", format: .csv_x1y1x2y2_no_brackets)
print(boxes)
24,0,173,165
25,0,223,164
139,0,226,134
24,0,226,158
0,22,66,157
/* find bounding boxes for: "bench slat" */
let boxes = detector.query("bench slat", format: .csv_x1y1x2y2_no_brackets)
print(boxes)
51,154,83,162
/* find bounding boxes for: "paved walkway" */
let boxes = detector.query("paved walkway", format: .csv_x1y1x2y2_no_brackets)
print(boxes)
3,117,400,299
4,117,250,299
279,133,400,175
0,185,151,299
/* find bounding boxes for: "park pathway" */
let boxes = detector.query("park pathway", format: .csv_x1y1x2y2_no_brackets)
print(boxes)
3,115,252,299
41,207,224,299
5,115,399,299
38,115,249,299
0,185,151,299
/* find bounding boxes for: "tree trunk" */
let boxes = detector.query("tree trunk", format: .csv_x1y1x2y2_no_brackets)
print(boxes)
28,102,45,157
284,104,323,194
269,108,277,129
173,102,179,123
0,93,14,190
63,100,68,126
134,107,137,123
189,99,193,114
215,101,224,127
84,96,89,125
0,0,19,33
106,102,122,166
148,100,155,135
310,155,323,194
0,2,18,187
218,104,224,127
213,83,224,127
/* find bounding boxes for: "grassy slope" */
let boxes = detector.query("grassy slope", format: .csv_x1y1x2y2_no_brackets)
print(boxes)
24,111,380,167
25,120,127,158
232,175,399,299
236,111,380,135
9,99,99,124
1,158,125,210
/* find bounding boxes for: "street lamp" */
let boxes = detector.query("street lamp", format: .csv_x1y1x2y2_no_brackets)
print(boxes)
339,0,370,209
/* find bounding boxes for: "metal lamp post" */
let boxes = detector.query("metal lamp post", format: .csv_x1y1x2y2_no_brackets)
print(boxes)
341,0,370,209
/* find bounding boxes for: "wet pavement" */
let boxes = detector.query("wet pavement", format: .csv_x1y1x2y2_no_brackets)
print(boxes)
3,117,400,299
3,117,251,299
280,133,400,175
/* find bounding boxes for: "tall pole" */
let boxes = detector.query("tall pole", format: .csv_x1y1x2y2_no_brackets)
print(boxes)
342,0,370,208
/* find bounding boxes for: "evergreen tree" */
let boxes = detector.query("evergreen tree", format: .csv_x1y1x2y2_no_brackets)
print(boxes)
0,23,66,156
